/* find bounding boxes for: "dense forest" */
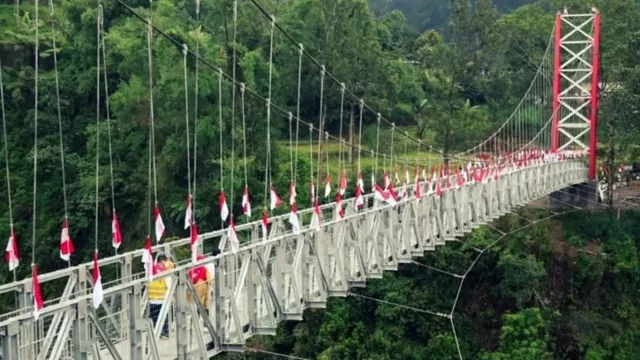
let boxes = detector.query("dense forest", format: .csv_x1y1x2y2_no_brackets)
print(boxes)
1,0,640,358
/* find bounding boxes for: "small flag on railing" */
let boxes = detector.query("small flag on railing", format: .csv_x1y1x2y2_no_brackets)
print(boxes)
370,173,376,193
289,183,297,205
414,170,422,201
261,210,269,242
142,236,154,282
455,168,464,189
60,218,75,262
92,250,103,309
324,175,331,198
4,226,19,271
112,212,122,250
339,172,347,195
242,186,251,217
387,184,399,206
357,171,364,193
190,222,199,263
32,265,44,320
289,204,300,234
154,205,165,242
335,192,345,219
355,185,364,210
184,195,192,229
219,190,229,222
383,171,390,190
228,216,239,254
270,186,282,210
310,200,322,231
374,184,386,202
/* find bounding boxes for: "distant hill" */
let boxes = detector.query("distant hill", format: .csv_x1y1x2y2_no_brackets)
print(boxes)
368,0,536,31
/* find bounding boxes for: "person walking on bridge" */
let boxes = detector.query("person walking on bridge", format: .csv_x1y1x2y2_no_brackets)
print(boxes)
148,253,171,338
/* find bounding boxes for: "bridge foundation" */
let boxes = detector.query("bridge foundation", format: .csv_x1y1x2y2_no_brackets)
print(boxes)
549,181,598,208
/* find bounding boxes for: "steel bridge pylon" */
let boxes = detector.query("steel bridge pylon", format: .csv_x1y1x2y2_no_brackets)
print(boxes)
551,8,601,180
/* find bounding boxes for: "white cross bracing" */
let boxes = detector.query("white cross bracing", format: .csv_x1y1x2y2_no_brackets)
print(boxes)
557,13,595,152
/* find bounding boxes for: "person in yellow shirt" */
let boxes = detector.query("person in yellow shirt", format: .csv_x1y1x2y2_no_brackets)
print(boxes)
148,254,171,338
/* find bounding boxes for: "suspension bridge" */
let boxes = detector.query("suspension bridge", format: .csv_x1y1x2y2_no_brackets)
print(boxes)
0,1,602,359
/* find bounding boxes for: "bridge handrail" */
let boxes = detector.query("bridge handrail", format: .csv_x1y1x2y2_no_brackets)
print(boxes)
0,160,568,298
0,160,588,330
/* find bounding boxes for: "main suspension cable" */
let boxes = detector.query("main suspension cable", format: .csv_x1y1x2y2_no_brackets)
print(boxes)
113,0,449,165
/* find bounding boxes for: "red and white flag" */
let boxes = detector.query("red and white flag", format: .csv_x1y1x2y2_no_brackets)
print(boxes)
482,166,489,184
394,169,400,185
374,184,387,202
92,250,103,309
435,180,443,198
310,179,316,201
404,168,410,185
355,185,364,209
357,171,364,192
154,205,165,242
289,183,297,205
219,190,229,222
335,192,345,219
455,168,464,189
190,222,199,262
242,186,251,217
270,185,282,210
422,167,428,182
60,218,74,262
4,227,19,271
142,236,154,282
112,212,122,250
339,173,347,195
289,204,301,234
387,184,399,206
383,171,390,190
370,174,376,193
310,200,322,231
473,167,483,183
32,265,44,320
414,170,422,201
228,216,239,253
261,210,269,242
184,195,193,229
324,175,331,198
